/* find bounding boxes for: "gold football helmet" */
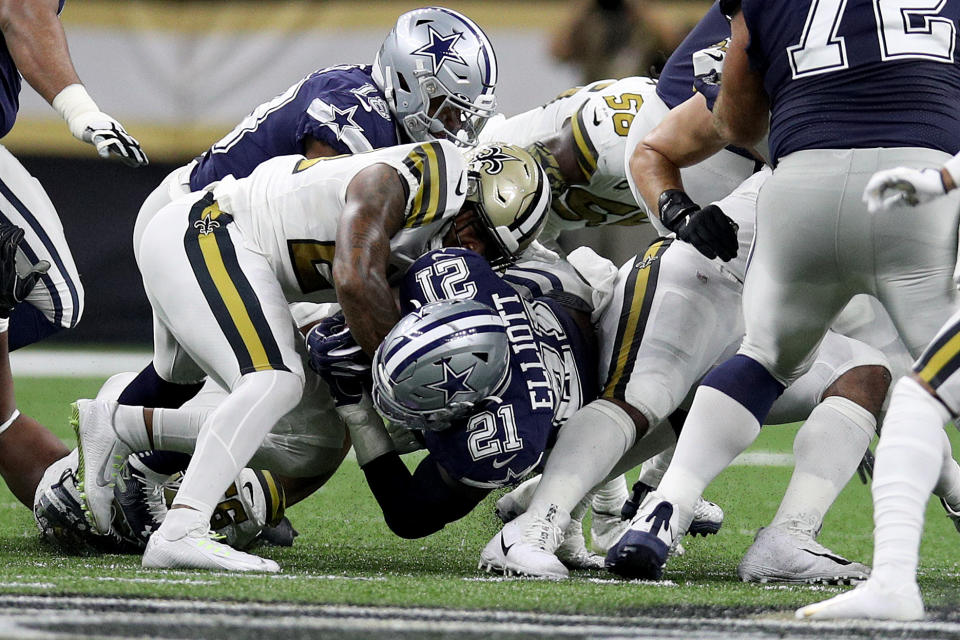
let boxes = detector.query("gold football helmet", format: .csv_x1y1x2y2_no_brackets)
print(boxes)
464,143,551,267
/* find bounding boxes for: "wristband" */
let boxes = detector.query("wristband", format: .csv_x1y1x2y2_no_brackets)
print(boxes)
51,84,100,140
657,189,698,232
943,153,960,191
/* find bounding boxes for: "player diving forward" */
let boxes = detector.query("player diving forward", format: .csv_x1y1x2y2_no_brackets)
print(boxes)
121,5,498,409
320,246,601,569
73,140,550,572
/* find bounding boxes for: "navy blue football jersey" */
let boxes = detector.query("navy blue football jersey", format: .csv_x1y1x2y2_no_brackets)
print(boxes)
190,65,400,190
0,0,66,138
656,2,730,110
399,248,596,488
742,0,960,162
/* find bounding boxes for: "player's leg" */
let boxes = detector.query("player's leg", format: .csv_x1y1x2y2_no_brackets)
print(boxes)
484,237,743,577
0,145,83,349
0,221,69,506
738,333,888,584
78,194,304,571
610,151,856,580
119,161,207,412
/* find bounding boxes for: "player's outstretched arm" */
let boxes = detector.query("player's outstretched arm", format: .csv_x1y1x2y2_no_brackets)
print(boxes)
862,155,960,213
334,164,408,355
0,0,147,166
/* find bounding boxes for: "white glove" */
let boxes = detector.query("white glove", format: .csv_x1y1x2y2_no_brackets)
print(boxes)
52,84,148,167
862,167,945,213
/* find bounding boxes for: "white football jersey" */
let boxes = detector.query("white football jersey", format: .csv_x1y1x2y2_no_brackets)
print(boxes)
212,140,467,302
481,77,665,242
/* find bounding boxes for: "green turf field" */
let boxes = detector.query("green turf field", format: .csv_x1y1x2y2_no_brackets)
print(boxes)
2,376,959,618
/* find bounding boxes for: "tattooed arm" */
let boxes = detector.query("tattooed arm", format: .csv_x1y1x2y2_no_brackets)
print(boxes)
334,164,408,356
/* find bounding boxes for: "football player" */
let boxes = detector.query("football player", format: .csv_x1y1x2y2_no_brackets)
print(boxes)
480,175,890,579
799,135,960,618
35,366,340,557
0,0,146,506
73,141,550,572
616,0,960,621
336,245,602,570
119,6,498,411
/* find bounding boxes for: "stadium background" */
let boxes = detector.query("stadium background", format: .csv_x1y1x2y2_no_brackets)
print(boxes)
8,0,709,345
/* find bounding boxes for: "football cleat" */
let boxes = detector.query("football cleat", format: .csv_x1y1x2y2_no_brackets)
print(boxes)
689,497,724,537
73,398,131,534
939,497,960,534
557,519,605,571
795,578,924,621
737,525,870,585
142,521,280,573
621,480,723,538
494,475,540,523
589,507,630,554
479,504,570,579
605,491,680,580
113,454,175,549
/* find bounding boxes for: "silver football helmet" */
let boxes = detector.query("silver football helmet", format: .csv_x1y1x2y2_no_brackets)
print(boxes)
464,143,551,267
372,7,498,146
372,299,510,431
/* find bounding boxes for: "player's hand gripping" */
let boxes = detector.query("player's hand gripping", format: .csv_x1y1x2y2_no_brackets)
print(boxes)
305,311,372,406
862,167,948,213
0,223,48,319
658,190,739,262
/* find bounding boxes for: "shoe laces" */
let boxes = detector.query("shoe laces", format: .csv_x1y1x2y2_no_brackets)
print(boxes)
521,510,563,552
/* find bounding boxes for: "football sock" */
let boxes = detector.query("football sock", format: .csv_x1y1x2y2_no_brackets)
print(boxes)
172,370,302,519
591,476,629,515
152,406,211,453
637,444,675,489
529,400,635,514
932,429,960,509
871,377,949,586
771,395,875,534
657,385,762,532
117,362,204,409
113,404,152,451
157,504,207,541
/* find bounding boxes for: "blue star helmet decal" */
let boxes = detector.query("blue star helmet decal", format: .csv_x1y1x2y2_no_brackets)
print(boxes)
424,357,477,404
412,26,468,73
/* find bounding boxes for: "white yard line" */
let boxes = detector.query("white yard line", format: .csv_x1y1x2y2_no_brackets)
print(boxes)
10,349,151,378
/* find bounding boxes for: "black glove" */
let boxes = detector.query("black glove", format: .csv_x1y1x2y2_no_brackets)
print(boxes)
658,189,739,262
0,224,48,319
305,311,372,406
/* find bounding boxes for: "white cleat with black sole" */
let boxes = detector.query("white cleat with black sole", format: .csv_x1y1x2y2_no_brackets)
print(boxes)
72,398,131,534
795,578,924,621
143,522,280,573
479,504,570,578
737,525,870,585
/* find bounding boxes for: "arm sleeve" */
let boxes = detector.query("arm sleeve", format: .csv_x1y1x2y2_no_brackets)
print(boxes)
360,451,490,539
